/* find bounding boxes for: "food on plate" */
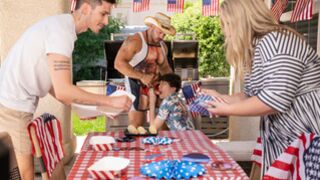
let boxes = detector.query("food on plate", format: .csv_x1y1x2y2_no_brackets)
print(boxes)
148,125,157,134
127,125,138,134
137,126,147,134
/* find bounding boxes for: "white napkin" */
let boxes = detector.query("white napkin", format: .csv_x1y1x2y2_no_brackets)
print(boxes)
72,90,135,119
89,136,116,145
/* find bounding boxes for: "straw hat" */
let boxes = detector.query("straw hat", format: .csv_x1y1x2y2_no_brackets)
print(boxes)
144,12,176,36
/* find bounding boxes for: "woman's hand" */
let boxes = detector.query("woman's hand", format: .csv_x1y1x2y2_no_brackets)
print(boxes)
202,89,222,97
206,101,231,116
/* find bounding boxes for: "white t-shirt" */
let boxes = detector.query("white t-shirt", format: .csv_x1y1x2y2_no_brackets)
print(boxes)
0,14,77,113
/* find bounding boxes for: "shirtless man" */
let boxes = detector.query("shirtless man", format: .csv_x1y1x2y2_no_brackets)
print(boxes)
115,12,176,127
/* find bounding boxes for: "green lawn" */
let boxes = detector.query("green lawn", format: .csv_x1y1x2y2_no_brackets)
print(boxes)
72,113,106,136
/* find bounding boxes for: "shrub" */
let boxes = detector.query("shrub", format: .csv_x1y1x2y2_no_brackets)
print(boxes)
169,0,229,77
72,17,123,83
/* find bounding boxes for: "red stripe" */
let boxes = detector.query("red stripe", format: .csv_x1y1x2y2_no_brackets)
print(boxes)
291,0,312,22
253,149,262,156
272,160,292,171
91,170,101,179
202,0,219,16
100,171,110,179
285,146,299,156
133,0,149,12
271,0,288,21
167,0,184,13
36,118,52,175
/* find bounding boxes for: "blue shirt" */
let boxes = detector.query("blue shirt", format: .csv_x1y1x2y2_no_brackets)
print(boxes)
157,93,191,130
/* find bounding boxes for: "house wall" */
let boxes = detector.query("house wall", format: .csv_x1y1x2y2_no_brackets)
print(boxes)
0,0,76,164
0,0,69,64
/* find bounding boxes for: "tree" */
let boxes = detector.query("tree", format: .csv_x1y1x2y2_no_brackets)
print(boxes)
72,17,123,83
170,0,229,77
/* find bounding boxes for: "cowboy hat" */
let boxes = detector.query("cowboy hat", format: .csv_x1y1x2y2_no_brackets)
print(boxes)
144,12,176,36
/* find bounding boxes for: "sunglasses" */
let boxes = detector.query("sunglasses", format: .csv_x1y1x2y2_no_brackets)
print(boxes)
113,147,145,151
115,136,135,143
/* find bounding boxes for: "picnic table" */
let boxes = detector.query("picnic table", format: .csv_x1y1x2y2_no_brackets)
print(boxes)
68,130,249,179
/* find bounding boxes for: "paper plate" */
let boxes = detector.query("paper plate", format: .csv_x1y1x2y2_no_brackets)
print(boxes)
140,160,206,179
182,153,211,163
142,137,173,145
71,103,102,119
89,136,116,151
109,90,136,102
88,156,130,179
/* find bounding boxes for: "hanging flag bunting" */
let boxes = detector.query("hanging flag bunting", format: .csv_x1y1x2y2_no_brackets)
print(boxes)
70,0,77,12
133,0,150,12
290,0,313,22
202,0,220,17
271,0,289,21
167,0,185,13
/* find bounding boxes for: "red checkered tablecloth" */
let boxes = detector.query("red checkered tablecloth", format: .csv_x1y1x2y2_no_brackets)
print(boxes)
81,130,221,152
69,130,249,179
68,150,248,179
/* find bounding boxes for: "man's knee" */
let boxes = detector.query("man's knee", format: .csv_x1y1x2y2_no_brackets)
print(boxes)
16,154,34,180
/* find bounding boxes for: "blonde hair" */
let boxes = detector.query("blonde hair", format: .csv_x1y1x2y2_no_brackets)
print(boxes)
220,0,299,80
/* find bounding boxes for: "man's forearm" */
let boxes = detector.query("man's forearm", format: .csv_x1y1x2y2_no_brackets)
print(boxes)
116,62,143,80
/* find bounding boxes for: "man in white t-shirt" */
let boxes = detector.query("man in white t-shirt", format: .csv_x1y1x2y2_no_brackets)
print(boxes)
0,0,132,179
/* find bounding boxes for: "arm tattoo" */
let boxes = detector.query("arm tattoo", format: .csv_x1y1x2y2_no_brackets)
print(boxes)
54,60,71,71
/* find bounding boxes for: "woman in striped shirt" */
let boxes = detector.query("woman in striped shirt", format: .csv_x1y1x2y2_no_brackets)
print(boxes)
205,0,320,176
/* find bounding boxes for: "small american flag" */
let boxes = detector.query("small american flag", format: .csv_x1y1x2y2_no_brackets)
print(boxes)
290,0,313,22
182,82,201,105
264,133,320,179
70,0,77,12
271,0,288,21
107,83,125,95
28,113,64,178
133,0,150,12
167,0,184,13
202,0,220,17
182,82,201,118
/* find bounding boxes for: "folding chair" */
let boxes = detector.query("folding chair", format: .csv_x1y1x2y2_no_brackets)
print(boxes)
0,132,21,180
28,113,66,180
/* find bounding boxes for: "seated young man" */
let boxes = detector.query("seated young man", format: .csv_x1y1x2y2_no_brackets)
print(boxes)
149,73,193,131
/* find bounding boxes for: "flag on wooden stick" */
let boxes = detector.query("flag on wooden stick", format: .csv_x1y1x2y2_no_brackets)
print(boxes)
271,0,288,21
202,0,220,17
167,0,184,13
133,0,150,12
290,0,313,22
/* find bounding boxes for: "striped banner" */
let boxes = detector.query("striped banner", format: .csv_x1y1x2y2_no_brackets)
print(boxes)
290,0,313,22
27,113,64,178
202,0,220,17
271,0,289,21
133,0,150,12
251,137,262,167
264,133,320,179
167,0,184,13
